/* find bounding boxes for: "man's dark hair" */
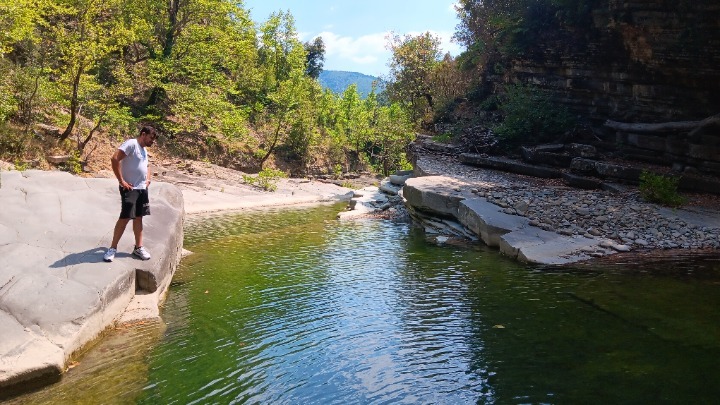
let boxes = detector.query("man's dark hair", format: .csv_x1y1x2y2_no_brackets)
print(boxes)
140,126,157,138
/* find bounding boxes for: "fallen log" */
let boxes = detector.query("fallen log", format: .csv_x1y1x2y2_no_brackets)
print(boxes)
605,113,720,134
604,119,701,133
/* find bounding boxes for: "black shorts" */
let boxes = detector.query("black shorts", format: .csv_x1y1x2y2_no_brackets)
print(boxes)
119,187,151,219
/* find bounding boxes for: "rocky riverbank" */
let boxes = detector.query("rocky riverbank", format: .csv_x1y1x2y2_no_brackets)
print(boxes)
406,150,720,261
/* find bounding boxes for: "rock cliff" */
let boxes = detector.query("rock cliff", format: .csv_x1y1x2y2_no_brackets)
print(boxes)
484,1,720,174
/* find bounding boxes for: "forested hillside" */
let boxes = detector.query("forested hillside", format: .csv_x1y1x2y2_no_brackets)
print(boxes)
0,0,417,176
1,0,717,178
318,71,383,99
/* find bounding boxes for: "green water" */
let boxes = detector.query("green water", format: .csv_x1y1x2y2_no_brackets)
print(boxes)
11,203,720,404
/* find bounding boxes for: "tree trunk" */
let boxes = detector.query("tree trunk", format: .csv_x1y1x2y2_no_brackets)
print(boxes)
60,64,84,141
259,113,287,169
79,112,105,151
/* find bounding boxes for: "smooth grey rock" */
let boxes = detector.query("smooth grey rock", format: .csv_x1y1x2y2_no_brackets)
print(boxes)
0,171,184,390
403,176,473,217
460,154,561,178
389,173,412,186
595,162,643,182
457,198,529,247
499,229,605,265
379,181,401,196
570,158,597,174
562,172,603,189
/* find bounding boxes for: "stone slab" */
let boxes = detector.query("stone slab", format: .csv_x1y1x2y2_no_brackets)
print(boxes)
403,176,475,217
0,170,184,390
460,154,562,178
458,198,530,247
499,228,604,265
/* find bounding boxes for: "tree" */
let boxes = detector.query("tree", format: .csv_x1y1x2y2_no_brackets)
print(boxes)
385,32,442,124
258,11,305,90
40,0,134,141
304,36,325,79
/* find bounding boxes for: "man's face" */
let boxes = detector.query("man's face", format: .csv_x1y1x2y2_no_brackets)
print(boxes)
143,132,157,147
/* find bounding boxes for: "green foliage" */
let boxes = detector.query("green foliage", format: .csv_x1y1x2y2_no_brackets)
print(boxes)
60,150,82,174
639,171,687,207
386,32,443,124
432,133,453,143
242,167,288,192
0,1,417,180
493,83,575,145
0,124,30,157
304,36,325,79
13,159,28,171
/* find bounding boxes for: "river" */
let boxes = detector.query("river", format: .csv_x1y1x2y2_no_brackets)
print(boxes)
11,203,720,404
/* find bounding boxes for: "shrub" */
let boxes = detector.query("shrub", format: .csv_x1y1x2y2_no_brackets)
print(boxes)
60,150,83,174
493,83,575,146
431,132,453,143
639,171,687,207
242,167,287,192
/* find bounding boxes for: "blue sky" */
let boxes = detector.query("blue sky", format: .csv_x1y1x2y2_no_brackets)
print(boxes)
243,0,463,77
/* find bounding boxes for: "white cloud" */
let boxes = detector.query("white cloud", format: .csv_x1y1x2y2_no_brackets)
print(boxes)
313,28,464,76
449,1,459,13
316,31,390,75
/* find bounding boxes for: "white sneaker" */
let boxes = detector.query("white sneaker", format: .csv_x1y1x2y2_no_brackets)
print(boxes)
133,246,151,260
103,248,117,262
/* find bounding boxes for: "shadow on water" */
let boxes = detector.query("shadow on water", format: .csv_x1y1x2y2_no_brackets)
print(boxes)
10,203,720,403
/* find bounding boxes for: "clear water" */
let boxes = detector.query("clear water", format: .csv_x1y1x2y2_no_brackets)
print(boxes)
11,203,720,404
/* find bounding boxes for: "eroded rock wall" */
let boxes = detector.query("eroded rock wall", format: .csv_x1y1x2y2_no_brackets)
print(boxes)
491,0,720,173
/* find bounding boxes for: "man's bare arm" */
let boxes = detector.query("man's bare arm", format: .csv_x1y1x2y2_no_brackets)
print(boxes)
111,149,131,190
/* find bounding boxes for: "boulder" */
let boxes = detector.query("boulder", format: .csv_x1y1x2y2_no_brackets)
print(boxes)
521,144,572,167
567,143,598,158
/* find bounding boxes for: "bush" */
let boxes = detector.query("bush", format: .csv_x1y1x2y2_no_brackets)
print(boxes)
60,150,83,174
639,171,687,207
431,132,453,143
493,83,575,146
242,167,287,192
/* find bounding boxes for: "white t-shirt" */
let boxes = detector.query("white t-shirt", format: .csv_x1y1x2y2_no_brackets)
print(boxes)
118,138,148,189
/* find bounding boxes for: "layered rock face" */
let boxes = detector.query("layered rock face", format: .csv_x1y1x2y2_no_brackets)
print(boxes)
496,1,720,174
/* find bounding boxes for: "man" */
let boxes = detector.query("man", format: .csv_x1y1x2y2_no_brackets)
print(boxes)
103,126,157,262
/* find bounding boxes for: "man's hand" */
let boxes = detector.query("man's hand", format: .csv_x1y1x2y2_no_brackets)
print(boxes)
119,179,132,190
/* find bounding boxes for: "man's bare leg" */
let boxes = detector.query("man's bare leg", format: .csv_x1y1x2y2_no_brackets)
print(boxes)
110,218,131,249
133,217,144,248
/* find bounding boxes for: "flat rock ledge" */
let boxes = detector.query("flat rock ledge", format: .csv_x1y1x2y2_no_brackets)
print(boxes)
402,175,720,265
0,170,184,392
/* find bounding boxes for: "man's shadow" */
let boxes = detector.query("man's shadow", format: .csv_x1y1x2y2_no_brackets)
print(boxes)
49,247,133,268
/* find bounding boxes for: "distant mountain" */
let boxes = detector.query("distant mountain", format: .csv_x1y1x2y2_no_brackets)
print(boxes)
318,70,385,98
